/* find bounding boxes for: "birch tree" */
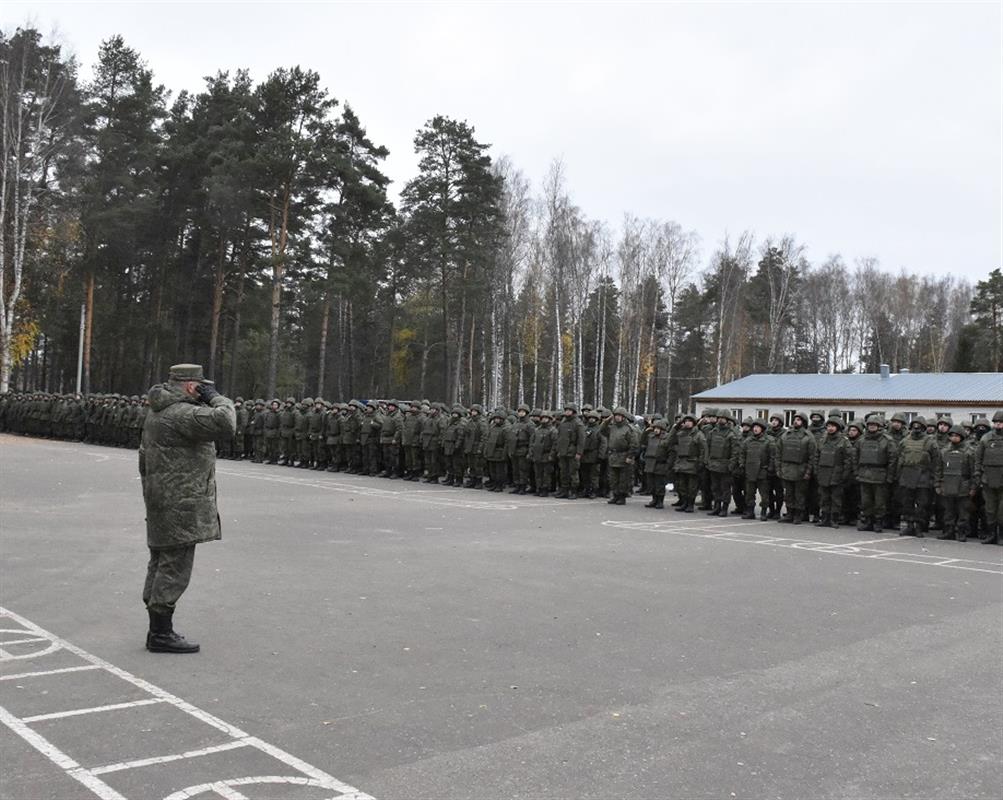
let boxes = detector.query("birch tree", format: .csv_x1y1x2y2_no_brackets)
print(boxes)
0,29,79,392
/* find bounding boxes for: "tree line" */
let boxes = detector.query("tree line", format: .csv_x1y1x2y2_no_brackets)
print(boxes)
2,28,1000,412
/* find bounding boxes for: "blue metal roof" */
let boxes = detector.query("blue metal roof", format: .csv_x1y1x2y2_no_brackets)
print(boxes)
692,373,1003,404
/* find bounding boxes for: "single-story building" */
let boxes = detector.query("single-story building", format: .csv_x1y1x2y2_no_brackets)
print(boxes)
691,367,1002,427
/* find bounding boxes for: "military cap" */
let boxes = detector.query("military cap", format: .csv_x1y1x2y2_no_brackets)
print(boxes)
948,424,966,438
613,406,629,417
168,363,210,383
994,410,1003,423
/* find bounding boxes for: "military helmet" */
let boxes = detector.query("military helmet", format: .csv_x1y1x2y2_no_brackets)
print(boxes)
911,415,926,428
564,402,578,414
130,395,139,402
847,420,863,433
470,403,483,414
270,398,281,406
517,403,530,413
491,406,507,419
827,407,842,420
284,396,295,404
585,410,600,421
704,407,718,418
936,415,952,427
865,413,881,426
826,417,845,431
810,409,824,420
314,396,324,404
890,412,908,424
752,418,767,431
451,403,465,415
742,416,755,427
302,396,314,405
652,418,668,430
530,408,542,417
793,411,809,426
993,410,1003,423
613,406,629,417
769,412,783,423
948,424,966,438
680,413,697,424
581,403,594,412
717,410,733,423
539,409,553,420
235,396,244,403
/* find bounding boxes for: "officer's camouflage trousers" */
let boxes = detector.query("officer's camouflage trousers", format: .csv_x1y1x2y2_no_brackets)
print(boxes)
143,545,196,614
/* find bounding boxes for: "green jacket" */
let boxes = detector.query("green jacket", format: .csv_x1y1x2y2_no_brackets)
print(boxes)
814,432,850,487
139,384,235,549
777,428,817,481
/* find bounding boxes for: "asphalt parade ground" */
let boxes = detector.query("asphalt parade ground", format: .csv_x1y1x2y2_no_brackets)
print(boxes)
2,433,1002,800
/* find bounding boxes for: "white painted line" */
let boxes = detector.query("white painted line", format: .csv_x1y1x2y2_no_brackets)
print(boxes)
90,740,251,775
1,664,102,681
845,537,900,546
0,636,49,646
0,639,61,660
22,697,164,723
0,607,377,800
163,776,372,800
601,521,1003,575
0,705,128,800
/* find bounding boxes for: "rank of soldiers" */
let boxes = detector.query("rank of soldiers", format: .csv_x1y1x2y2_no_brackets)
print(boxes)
2,392,1001,545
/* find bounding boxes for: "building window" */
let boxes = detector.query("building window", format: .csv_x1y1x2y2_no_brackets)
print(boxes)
841,410,854,423
784,409,797,426
732,408,742,422
757,408,769,420
972,413,981,424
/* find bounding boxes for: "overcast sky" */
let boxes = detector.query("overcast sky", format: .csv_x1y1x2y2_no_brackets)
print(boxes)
8,1,1001,282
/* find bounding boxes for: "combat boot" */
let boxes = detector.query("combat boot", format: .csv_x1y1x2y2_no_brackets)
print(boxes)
900,521,915,537
759,508,769,521
857,517,873,532
554,489,569,499
936,526,955,541
147,609,199,654
742,505,756,520
815,513,828,528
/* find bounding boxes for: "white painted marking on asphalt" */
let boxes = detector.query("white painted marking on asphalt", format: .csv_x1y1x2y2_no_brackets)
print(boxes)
163,775,372,800
0,607,376,800
0,639,61,660
0,705,128,800
22,698,165,723
90,740,252,775
1,664,102,681
0,636,49,646
601,521,1003,575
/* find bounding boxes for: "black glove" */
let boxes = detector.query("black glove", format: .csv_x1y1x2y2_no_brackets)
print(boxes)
196,382,220,404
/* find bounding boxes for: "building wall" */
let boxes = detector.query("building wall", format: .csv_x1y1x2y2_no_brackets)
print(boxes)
696,403,999,427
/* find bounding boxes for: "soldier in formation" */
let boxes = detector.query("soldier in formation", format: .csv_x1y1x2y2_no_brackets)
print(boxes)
3,390,1001,545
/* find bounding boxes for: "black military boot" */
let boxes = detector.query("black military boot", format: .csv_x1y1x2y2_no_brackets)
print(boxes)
706,502,719,516
652,493,664,509
742,505,756,520
759,508,769,521
900,521,915,537
607,494,619,504
645,495,659,508
614,494,626,505
815,513,828,528
936,526,955,541
554,489,569,499
981,524,998,545
147,609,199,654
